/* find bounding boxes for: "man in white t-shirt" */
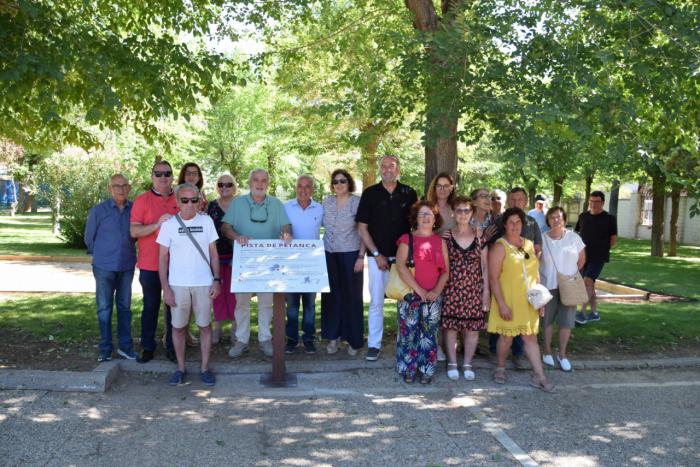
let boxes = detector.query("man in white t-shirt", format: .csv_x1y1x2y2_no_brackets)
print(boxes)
157,183,220,386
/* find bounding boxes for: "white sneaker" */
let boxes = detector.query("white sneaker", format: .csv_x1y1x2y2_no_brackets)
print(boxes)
437,347,446,362
228,341,248,359
542,354,555,367
259,340,274,357
557,355,573,372
326,339,339,354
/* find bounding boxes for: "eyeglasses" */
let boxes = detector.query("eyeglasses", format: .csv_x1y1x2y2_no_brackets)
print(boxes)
417,211,434,218
455,208,472,214
153,171,172,178
217,182,234,188
517,247,530,260
474,193,490,200
436,184,452,190
111,184,129,190
185,170,199,177
179,197,199,204
332,179,348,185
248,200,268,223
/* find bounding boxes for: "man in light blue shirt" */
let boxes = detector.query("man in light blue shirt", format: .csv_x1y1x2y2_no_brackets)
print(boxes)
221,169,292,358
528,194,549,234
84,174,136,362
283,175,323,354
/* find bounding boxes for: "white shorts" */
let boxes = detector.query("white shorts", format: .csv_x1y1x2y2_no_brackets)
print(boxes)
170,285,212,328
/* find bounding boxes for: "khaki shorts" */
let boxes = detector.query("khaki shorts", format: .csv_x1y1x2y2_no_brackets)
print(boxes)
542,289,576,328
170,285,212,328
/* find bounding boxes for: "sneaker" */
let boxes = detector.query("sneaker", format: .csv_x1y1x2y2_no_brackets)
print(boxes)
575,312,588,325
437,347,446,362
542,354,555,367
587,312,601,322
228,341,248,359
347,345,358,357
97,352,112,363
138,350,154,364
117,349,137,360
365,347,380,361
303,341,316,354
326,339,339,354
200,370,216,386
285,342,297,355
259,340,274,357
168,370,188,386
557,355,573,372
512,355,530,370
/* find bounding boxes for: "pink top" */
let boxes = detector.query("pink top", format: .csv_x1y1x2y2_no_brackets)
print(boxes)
397,233,446,291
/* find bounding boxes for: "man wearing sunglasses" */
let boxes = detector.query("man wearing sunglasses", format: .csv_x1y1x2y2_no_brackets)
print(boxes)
221,168,292,359
130,160,179,363
156,183,220,386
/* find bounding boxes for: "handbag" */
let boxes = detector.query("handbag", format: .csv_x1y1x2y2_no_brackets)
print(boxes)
384,232,415,301
516,244,553,309
544,235,589,306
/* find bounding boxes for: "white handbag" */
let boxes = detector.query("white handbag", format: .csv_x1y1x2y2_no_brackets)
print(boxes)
520,253,553,309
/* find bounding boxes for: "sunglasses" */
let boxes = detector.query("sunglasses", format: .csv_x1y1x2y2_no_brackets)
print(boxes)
153,171,172,178
517,247,530,260
179,197,200,204
217,182,234,188
491,197,500,202
332,179,348,185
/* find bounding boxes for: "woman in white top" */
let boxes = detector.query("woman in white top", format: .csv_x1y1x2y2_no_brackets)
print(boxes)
539,207,586,372
321,169,365,356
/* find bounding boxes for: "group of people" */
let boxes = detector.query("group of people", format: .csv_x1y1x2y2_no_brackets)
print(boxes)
85,155,617,390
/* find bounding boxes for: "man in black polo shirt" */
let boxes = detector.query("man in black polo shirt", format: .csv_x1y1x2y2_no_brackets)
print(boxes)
575,190,617,324
357,155,418,361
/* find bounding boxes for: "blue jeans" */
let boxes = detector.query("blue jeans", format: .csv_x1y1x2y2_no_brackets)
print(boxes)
488,333,524,357
285,292,316,345
93,266,134,354
139,269,173,353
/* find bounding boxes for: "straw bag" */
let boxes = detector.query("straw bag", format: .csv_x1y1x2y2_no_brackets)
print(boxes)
544,235,588,306
385,232,415,301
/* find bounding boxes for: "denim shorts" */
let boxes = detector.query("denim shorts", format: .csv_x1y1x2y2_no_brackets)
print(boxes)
581,261,605,281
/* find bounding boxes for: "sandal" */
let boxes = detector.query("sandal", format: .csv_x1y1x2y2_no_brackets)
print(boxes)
492,367,506,385
530,375,556,393
403,373,415,384
420,374,432,385
462,364,475,381
446,363,459,381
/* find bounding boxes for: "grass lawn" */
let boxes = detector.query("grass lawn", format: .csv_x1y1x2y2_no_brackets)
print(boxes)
0,212,84,257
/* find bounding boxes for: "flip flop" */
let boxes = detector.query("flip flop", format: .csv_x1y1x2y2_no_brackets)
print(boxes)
530,376,556,393
492,367,506,384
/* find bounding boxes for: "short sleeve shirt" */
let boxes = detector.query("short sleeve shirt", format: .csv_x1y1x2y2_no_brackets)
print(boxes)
221,194,290,239
284,199,323,240
156,213,218,286
539,230,586,290
397,233,446,291
130,189,179,271
575,210,617,263
322,195,361,252
356,181,418,257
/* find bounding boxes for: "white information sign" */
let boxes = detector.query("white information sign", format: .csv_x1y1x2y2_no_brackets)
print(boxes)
231,239,329,293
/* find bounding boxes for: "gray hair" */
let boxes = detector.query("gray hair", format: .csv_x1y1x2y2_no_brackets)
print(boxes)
175,183,200,198
297,174,315,188
248,168,270,185
109,173,129,185
379,154,400,168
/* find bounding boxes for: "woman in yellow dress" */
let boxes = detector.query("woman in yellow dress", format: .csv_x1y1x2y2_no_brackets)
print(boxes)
488,207,554,392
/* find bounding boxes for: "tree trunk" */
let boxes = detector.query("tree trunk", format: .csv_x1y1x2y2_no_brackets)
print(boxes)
609,179,620,217
650,171,666,257
29,194,37,213
668,184,681,257
361,133,379,191
527,185,537,209
17,183,27,214
405,0,463,194
583,174,593,212
552,176,565,205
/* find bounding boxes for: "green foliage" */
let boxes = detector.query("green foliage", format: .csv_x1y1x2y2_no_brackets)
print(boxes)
39,149,118,247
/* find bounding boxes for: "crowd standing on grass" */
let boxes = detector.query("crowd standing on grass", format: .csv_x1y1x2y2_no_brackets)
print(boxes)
85,156,617,390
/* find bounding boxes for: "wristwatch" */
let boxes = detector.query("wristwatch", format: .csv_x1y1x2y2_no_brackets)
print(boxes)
213,278,221,282
372,250,380,257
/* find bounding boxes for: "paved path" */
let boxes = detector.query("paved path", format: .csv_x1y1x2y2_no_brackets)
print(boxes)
2,367,699,466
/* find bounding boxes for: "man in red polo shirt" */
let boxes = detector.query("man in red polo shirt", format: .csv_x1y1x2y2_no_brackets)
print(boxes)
130,160,179,363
